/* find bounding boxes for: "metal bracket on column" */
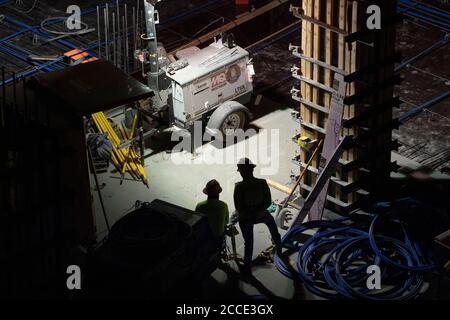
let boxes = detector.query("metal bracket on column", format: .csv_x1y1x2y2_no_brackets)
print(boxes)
343,96,401,128
291,65,300,76
292,87,330,114
344,52,403,83
344,74,403,105
290,87,301,102
289,44,348,76
289,43,300,56
290,4,348,35
290,135,353,226
292,66,336,94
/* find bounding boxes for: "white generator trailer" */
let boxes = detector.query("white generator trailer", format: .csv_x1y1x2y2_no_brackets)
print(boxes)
136,1,255,149
166,40,254,135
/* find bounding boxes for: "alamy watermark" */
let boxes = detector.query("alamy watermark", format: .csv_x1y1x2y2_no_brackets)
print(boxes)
66,265,81,290
366,265,381,290
367,5,381,30
168,121,281,176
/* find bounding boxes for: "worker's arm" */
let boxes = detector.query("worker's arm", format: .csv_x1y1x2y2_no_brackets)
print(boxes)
224,203,230,225
233,184,245,215
262,179,272,210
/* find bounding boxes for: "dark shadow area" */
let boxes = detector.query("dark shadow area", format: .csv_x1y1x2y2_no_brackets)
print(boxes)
141,118,265,155
205,261,283,300
247,90,293,121
144,130,181,156
83,200,221,300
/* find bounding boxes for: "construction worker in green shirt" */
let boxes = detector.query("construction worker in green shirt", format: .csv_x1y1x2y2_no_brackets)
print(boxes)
233,158,282,274
195,179,230,242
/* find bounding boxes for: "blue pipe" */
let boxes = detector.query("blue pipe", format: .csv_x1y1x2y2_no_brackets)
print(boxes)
396,34,450,72
4,0,446,88
400,9,450,29
399,90,450,123
0,23,36,44
0,44,55,72
0,0,224,82
2,15,96,77
0,26,134,86
0,0,123,44
398,0,421,14
399,9,450,31
398,0,450,31
0,41,100,86
4,16,94,55
1,40,66,69
2,0,218,85
398,0,450,33
400,0,450,20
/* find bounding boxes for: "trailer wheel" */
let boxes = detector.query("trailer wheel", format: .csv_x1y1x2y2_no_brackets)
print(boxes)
222,111,245,132
206,101,251,139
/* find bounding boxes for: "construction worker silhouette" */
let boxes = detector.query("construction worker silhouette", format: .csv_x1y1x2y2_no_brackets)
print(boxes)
233,158,282,274
196,179,230,241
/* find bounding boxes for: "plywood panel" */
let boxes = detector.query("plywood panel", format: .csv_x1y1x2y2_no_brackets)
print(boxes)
293,0,398,213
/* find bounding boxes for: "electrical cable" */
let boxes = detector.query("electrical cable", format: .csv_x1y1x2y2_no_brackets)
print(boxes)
274,199,436,300
40,16,91,36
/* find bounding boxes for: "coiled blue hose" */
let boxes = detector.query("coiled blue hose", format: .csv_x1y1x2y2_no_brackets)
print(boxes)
274,201,435,300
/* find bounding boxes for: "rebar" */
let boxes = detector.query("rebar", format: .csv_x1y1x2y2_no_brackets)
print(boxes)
104,8,109,60
123,15,127,73
125,4,129,74
116,0,121,69
132,6,136,71
97,6,101,59
112,12,116,66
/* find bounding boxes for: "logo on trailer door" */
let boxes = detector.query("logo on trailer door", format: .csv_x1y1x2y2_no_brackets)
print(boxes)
211,64,242,91
226,64,241,84
211,71,227,91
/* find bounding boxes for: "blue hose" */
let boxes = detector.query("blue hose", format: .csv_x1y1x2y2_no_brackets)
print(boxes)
274,201,435,300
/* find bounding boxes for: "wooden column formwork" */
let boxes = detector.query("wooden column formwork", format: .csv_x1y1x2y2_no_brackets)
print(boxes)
290,0,401,214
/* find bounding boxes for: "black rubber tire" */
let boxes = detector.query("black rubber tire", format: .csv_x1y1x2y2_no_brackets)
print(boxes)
206,101,251,138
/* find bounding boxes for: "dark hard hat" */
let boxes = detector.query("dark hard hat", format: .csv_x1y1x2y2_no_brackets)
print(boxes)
237,158,256,171
203,179,223,195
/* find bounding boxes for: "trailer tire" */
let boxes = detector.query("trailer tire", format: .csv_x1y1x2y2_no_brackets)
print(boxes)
206,101,251,141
